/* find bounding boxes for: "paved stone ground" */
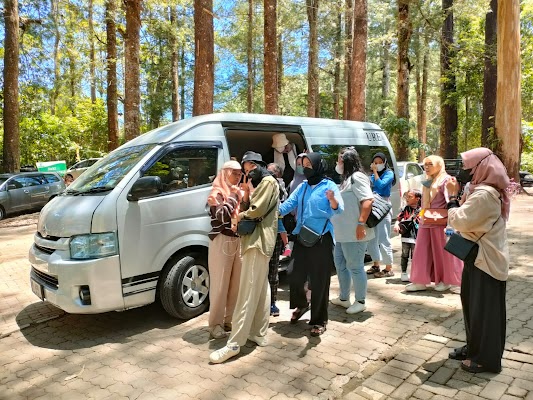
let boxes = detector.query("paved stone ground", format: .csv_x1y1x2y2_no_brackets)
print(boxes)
0,192,532,399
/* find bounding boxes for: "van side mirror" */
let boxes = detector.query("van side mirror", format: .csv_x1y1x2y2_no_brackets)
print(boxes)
128,176,163,201
7,183,17,190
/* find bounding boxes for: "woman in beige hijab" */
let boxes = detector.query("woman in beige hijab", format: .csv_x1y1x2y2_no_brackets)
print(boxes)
206,160,246,339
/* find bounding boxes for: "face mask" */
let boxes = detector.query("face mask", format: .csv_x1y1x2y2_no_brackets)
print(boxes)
275,146,286,153
421,179,433,188
376,164,385,172
247,168,262,187
456,168,473,184
303,167,315,179
295,165,304,175
335,163,344,175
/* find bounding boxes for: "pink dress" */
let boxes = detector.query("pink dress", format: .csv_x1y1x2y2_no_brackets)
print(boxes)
410,180,463,286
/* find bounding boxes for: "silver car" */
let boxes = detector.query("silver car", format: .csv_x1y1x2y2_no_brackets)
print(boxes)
65,158,102,180
0,172,66,220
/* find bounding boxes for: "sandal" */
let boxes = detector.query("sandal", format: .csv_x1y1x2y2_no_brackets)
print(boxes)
290,304,310,324
461,360,487,373
310,324,326,336
374,269,395,278
366,266,380,275
449,345,468,360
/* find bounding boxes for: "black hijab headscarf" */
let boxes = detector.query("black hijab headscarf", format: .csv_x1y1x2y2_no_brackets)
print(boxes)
303,153,326,185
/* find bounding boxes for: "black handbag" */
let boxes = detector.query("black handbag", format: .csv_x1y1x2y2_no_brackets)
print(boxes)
236,196,278,236
444,233,478,261
297,221,328,248
366,193,392,228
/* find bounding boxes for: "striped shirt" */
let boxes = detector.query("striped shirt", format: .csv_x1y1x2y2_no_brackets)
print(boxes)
208,192,239,240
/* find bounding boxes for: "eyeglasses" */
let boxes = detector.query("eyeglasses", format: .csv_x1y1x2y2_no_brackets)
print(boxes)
423,163,433,167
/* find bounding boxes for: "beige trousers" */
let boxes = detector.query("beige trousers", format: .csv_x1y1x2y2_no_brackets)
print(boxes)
208,234,242,328
227,248,271,347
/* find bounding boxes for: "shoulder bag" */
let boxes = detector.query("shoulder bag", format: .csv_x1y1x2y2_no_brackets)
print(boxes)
350,173,392,228
237,195,278,236
296,184,329,247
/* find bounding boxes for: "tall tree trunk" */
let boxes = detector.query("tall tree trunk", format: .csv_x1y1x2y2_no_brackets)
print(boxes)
278,31,283,107
416,32,429,161
88,0,96,103
264,0,278,114
333,1,342,119
347,0,367,121
343,0,353,119
170,6,180,121
439,0,458,158
395,0,412,160
495,0,521,181
306,0,319,117
50,0,60,115
193,0,214,116
3,0,20,173
380,39,390,120
106,0,119,151
482,0,497,149
124,0,142,140
180,48,186,119
247,0,254,113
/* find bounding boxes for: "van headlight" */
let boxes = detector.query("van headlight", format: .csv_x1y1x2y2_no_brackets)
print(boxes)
70,232,118,260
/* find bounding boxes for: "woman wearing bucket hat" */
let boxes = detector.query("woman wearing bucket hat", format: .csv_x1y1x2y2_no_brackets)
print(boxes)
209,151,279,364
206,160,245,339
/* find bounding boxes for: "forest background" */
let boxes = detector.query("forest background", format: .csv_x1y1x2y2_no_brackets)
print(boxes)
0,0,531,174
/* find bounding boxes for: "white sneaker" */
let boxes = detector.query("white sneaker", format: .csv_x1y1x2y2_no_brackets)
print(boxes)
405,283,427,292
330,297,351,308
401,272,410,282
248,335,268,347
346,302,366,314
209,325,228,339
434,283,451,292
209,345,240,364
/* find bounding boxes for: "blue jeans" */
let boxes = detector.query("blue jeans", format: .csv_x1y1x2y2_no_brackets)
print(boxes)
366,211,393,265
334,241,368,302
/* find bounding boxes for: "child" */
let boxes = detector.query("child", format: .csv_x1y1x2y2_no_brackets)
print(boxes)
393,189,422,282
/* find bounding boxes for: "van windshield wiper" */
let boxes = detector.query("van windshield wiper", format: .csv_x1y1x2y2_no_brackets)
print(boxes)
77,186,113,195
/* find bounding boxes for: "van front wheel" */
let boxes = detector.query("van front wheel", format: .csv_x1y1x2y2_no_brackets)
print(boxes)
159,254,210,319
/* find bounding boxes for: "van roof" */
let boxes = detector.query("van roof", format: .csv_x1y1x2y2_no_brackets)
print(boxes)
121,113,382,148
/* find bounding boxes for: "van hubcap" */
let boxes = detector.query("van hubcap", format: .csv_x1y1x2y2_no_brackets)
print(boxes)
181,263,209,308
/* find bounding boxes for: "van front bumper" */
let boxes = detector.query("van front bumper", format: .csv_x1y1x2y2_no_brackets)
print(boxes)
29,242,124,314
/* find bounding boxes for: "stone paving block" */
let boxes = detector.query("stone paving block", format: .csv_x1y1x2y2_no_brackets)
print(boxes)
428,366,454,385
511,378,533,392
525,391,533,400
423,334,449,344
353,386,387,400
476,371,513,384
389,381,417,400
405,368,432,385
479,380,509,400
412,388,434,400
363,377,396,396
395,353,426,367
420,381,458,398
506,386,527,398
506,352,533,365
371,371,404,388
500,395,523,400
379,365,411,380
445,378,482,395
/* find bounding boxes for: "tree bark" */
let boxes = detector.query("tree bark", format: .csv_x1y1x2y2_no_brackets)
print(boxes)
333,1,342,119
381,39,390,120
3,0,20,173
439,0,458,158
306,0,319,117
193,0,214,116
124,0,142,140
347,0,367,121
180,47,186,120
482,0,497,149
88,0,96,104
495,0,521,181
416,31,429,161
247,0,254,113
50,0,60,115
278,31,283,107
170,6,180,121
343,0,353,119
264,0,278,114
395,0,412,160
106,0,119,151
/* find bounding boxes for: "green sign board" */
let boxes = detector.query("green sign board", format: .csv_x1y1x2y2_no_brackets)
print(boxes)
36,161,67,176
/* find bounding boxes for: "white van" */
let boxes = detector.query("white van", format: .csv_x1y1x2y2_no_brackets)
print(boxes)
29,113,400,319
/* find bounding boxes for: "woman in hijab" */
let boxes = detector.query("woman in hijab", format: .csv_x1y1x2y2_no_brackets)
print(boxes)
288,153,307,196
279,153,344,336
366,152,396,277
206,160,245,339
406,155,462,292
446,148,511,373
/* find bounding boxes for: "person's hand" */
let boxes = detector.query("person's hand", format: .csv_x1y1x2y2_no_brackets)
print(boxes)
446,177,460,196
393,222,400,234
356,224,366,240
370,163,377,172
230,184,240,194
325,190,335,201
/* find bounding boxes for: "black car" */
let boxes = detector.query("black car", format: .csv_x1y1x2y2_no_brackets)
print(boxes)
520,171,533,187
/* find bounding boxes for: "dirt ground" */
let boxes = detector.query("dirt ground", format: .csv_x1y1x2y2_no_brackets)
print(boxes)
0,211,40,229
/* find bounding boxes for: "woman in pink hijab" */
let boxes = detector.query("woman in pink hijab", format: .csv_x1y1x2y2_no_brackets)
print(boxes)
446,148,511,373
206,160,246,339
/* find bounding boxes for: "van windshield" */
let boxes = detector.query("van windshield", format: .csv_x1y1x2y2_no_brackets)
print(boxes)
65,144,156,194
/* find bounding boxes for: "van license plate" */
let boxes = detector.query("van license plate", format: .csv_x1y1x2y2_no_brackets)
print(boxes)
31,279,44,300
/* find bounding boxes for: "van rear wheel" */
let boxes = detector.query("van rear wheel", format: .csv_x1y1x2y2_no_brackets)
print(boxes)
159,254,210,319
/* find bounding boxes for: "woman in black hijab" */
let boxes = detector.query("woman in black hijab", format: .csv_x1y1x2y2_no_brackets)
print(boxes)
279,153,344,336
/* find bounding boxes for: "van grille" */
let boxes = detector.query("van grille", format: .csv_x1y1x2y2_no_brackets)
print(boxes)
37,232,61,241
32,267,59,289
35,244,55,255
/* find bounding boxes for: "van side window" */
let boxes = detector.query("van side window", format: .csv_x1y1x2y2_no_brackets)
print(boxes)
144,148,218,193
311,144,394,184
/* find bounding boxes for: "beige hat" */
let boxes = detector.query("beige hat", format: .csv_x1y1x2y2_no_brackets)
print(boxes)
271,133,289,148
222,160,242,170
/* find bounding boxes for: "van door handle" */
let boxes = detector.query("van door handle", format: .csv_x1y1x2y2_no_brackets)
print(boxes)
205,203,210,215
24,189,30,194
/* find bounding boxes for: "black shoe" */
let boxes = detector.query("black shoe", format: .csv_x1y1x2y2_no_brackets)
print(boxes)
449,345,468,360
290,304,310,324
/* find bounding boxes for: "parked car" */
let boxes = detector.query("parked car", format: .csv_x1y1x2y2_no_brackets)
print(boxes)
396,161,425,198
520,170,533,187
443,158,463,177
65,158,102,180
20,165,38,172
0,172,66,220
